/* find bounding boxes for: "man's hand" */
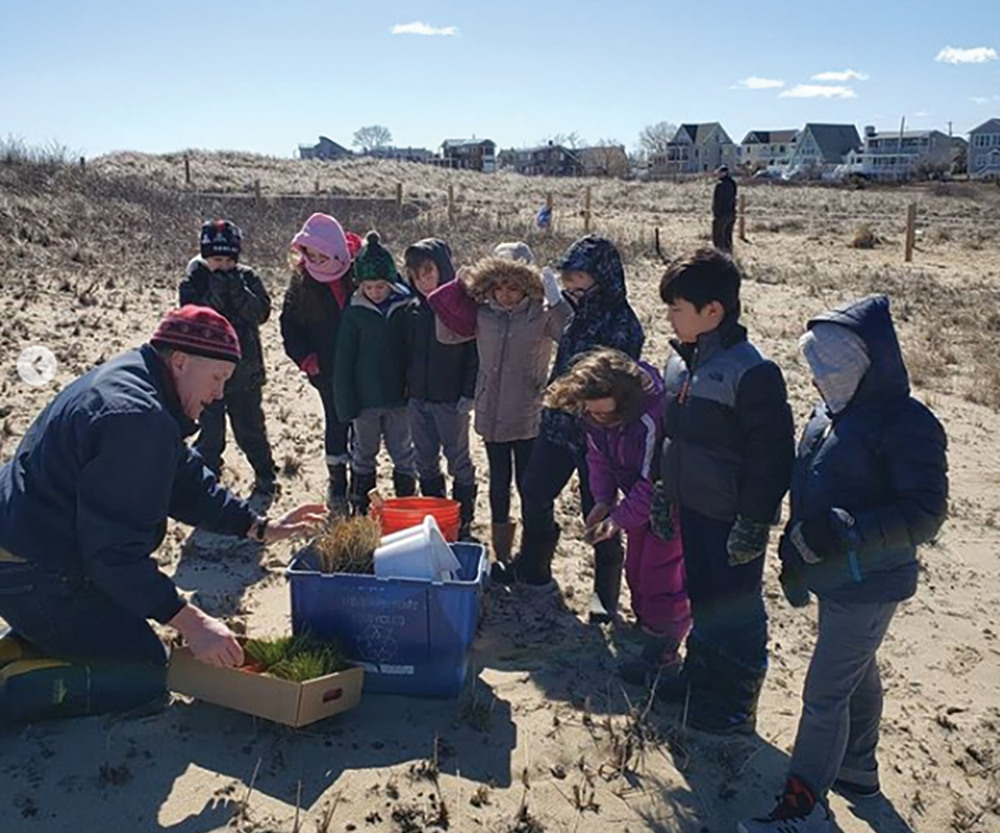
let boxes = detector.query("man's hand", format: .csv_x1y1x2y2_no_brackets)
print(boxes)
261,503,328,544
169,604,243,668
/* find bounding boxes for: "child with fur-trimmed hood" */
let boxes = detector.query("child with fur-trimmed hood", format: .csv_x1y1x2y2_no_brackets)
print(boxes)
427,242,571,562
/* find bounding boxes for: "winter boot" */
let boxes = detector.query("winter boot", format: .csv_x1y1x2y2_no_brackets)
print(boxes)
618,630,682,687
326,463,350,519
491,521,517,564
589,535,624,624
420,474,447,498
349,470,378,516
685,636,765,736
453,482,478,541
392,470,418,498
491,523,560,589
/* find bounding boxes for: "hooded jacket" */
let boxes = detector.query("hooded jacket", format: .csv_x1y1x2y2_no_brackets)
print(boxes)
781,294,949,603
333,284,414,421
403,239,478,404
179,257,271,391
660,314,794,524
540,236,645,456
585,362,665,532
279,267,347,392
0,345,255,624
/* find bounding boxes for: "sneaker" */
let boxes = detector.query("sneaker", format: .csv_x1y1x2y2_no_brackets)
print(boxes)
832,777,881,800
738,777,831,833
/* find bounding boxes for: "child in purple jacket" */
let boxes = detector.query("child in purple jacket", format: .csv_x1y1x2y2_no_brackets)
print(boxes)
546,348,691,684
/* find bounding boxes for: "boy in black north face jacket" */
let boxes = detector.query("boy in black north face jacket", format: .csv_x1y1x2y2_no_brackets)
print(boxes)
180,219,277,498
654,248,794,735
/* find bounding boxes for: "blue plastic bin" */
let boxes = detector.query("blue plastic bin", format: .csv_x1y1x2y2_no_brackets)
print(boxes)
286,543,487,698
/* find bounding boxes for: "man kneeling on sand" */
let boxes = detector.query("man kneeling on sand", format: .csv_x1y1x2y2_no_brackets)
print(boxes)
0,306,326,721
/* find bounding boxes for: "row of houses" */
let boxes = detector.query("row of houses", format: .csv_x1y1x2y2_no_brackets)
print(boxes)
299,118,1000,182
650,119,1000,181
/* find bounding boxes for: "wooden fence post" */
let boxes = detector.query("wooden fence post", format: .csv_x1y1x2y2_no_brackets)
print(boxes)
184,155,191,186
546,192,553,235
395,182,403,217
253,179,261,200
738,192,747,242
448,184,455,225
584,186,592,234
314,179,320,195
904,203,917,262
79,156,86,171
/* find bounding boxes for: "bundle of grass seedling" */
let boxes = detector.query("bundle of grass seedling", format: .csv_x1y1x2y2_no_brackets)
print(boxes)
243,634,349,682
310,515,381,574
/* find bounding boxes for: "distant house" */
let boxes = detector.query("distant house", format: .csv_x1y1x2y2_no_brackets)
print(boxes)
739,129,798,170
969,118,1000,180
786,123,861,174
438,139,497,172
298,136,353,161
365,146,434,163
855,126,954,181
650,123,737,177
502,143,584,177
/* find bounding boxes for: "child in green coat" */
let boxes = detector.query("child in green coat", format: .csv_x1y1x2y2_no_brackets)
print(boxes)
333,232,417,514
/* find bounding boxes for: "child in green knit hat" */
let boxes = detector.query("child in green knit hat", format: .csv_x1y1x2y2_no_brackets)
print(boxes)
333,232,418,514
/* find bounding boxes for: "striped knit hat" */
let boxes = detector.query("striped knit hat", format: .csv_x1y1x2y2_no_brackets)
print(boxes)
151,306,242,363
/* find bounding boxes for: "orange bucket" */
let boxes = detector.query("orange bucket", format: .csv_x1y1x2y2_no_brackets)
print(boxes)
373,497,462,542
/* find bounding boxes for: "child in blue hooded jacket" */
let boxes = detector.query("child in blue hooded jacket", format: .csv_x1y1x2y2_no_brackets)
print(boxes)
739,294,948,833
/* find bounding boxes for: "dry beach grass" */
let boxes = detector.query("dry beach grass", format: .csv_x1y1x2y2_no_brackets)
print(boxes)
0,150,999,832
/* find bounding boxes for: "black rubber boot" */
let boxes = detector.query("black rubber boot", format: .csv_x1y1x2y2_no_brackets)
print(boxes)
420,474,447,498
684,636,765,736
393,470,418,498
453,482,478,541
619,631,681,687
590,536,624,624
492,523,560,588
327,463,350,519
349,470,378,516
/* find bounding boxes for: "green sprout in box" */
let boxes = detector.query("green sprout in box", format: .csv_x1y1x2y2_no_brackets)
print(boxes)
243,634,349,682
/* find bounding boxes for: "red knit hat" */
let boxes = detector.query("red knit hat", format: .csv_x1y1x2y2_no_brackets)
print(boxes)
151,306,242,363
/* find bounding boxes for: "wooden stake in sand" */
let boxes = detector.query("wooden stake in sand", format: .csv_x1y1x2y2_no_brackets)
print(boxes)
905,203,917,263
253,179,261,200
396,182,403,217
448,184,455,225
183,155,191,186
738,192,747,242
546,192,554,236
584,186,592,234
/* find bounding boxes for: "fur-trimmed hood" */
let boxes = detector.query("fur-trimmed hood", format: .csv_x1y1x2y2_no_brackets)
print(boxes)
462,257,543,303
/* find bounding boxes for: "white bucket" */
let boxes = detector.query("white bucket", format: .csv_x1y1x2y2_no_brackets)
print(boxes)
373,515,461,582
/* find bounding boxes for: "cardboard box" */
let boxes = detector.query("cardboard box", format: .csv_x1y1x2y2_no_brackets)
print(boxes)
167,648,364,727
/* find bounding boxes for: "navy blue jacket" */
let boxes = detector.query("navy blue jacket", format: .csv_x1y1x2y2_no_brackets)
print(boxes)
780,295,949,603
660,316,794,524
0,345,256,623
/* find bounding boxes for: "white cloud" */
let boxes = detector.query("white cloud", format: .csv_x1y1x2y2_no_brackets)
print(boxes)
391,21,459,36
972,96,990,104
812,69,869,82
779,84,857,99
936,46,997,64
914,110,929,117
731,76,785,90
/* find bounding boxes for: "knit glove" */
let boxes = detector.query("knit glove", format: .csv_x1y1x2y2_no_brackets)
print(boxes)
299,353,321,377
649,481,675,542
542,267,563,307
726,516,771,566
457,396,475,415
779,560,811,608
790,509,854,564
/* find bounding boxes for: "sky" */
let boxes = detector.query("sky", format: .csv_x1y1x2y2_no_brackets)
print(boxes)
2,0,999,158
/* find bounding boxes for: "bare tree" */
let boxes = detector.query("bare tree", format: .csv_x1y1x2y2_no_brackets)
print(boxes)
537,131,584,149
638,122,678,160
581,140,629,178
352,125,393,153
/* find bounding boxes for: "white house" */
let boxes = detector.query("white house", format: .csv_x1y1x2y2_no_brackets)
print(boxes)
969,118,1000,180
650,123,737,177
786,123,862,175
739,130,798,169
853,126,955,181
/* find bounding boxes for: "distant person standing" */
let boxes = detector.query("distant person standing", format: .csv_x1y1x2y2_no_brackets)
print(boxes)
712,165,737,253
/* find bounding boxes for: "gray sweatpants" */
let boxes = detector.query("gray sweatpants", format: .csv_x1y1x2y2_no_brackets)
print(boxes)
407,399,476,486
350,407,417,477
789,598,898,796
